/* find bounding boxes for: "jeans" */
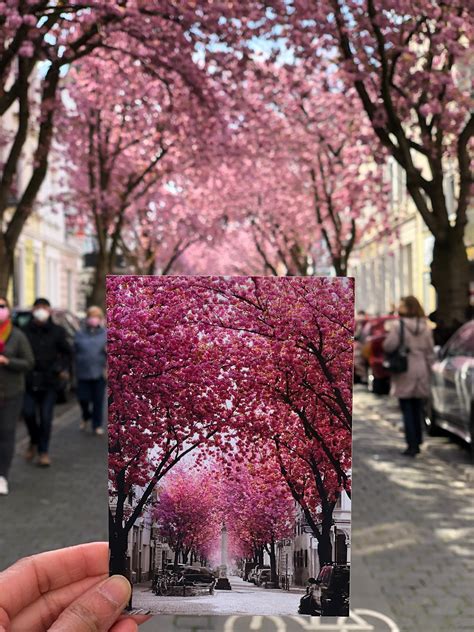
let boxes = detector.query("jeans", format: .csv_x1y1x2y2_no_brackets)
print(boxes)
0,394,23,479
77,378,106,429
23,388,57,454
399,398,423,451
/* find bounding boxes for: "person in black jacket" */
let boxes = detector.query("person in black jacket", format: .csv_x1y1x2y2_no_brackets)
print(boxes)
22,298,72,467
0,296,34,494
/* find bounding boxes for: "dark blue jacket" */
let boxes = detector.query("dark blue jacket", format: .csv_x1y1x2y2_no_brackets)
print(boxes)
74,326,106,381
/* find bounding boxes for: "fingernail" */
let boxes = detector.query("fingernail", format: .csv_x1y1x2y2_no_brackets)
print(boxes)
98,575,131,606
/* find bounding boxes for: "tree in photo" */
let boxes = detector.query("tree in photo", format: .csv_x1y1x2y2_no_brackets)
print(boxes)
224,460,295,586
153,467,221,569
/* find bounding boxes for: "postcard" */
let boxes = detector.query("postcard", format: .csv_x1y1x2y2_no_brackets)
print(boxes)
107,275,353,616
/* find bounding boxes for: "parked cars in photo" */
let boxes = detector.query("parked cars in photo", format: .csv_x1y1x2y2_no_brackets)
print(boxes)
311,563,350,616
248,564,270,584
12,307,81,401
426,320,474,460
180,566,216,587
256,568,272,586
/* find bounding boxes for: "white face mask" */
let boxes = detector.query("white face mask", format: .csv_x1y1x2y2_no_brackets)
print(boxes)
33,308,50,323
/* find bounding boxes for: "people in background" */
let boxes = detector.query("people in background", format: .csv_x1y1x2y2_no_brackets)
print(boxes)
383,295,435,457
75,306,107,436
0,297,34,495
22,298,72,467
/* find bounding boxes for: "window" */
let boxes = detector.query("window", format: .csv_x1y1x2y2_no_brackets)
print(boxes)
445,324,474,358
304,550,308,568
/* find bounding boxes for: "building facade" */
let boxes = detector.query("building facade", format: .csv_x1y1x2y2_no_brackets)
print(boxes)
349,157,474,317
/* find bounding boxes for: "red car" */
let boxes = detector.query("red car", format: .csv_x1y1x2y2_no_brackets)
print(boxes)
355,315,397,394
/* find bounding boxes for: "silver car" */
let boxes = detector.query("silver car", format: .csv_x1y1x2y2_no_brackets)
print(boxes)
427,321,474,460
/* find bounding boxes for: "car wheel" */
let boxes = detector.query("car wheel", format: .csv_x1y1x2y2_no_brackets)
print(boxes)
424,401,441,436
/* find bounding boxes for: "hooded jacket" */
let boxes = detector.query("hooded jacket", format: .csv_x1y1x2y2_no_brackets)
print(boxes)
383,317,435,399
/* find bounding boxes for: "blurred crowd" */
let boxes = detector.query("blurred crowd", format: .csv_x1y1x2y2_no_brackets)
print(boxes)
0,297,106,495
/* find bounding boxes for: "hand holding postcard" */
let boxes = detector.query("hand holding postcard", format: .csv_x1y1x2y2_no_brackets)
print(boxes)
107,275,353,616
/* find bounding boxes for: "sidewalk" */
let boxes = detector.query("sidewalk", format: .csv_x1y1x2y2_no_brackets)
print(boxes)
0,402,108,568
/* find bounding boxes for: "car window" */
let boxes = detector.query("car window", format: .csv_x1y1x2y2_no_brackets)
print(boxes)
444,324,474,358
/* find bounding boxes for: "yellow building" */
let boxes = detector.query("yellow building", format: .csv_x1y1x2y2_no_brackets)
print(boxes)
349,157,473,316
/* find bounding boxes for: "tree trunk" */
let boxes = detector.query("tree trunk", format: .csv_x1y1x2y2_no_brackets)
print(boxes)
89,248,110,309
332,255,348,277
0,235,14,297
109,527,128,577
317,518,333,567
269,539,279,587
173,547,181,570
431,228,470,337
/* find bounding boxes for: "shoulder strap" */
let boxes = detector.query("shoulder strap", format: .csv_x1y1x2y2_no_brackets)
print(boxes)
399,319,405,346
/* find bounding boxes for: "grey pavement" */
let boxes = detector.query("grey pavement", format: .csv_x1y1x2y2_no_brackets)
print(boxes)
0,387,473,632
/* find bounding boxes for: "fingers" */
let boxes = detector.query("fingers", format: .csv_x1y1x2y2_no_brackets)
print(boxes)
9,574,107,631
110,620,139,632
0,542,108,622
48,575,131,632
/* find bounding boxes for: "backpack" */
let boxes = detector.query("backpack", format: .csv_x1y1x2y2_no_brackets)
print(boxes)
383,320,408,374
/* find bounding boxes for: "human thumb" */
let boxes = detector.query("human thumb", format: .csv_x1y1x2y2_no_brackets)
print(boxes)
48,575,132,631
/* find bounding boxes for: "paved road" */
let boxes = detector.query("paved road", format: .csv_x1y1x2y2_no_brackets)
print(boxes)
134,576,305,616
1,387,473,632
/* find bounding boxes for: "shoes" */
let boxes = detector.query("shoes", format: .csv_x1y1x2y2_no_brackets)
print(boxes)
24,444,37,461
94,427,105,436
401,448,419,457
79,419,89,431
37,453,51,467
0,476,8,495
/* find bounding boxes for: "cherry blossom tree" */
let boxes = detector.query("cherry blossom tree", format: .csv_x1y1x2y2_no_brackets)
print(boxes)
58,48,225,306
153,467,221,569
288,1,473,327
198,276,353,564
107,275,248,576
224,461,295,585
108,275,353,574
0,0,283,295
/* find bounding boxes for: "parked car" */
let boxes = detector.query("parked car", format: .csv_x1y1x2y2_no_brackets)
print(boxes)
12,307,81,401
164,563,185,574
256,568,272,586
180,566,216,587
426,320,474,461
356,315,396,394
248,564,269,584
243,561,257,581
311,563,350,616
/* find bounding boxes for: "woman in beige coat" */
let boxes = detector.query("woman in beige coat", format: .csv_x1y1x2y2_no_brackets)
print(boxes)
383,296,435,457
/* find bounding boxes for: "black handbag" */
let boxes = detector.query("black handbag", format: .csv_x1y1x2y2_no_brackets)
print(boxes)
383,320,409,374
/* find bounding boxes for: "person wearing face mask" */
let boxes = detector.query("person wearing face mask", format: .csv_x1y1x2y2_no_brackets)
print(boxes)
22,298,72,467
74,306,107,436
0,297,34,495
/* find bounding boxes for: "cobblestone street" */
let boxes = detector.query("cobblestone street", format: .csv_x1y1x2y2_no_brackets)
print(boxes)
133,576,304,616
0,386,473,631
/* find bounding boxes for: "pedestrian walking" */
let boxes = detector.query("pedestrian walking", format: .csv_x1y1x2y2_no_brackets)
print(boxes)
75,306,107,436
0,297,34,495
22,298,72,467
383,296,435,457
